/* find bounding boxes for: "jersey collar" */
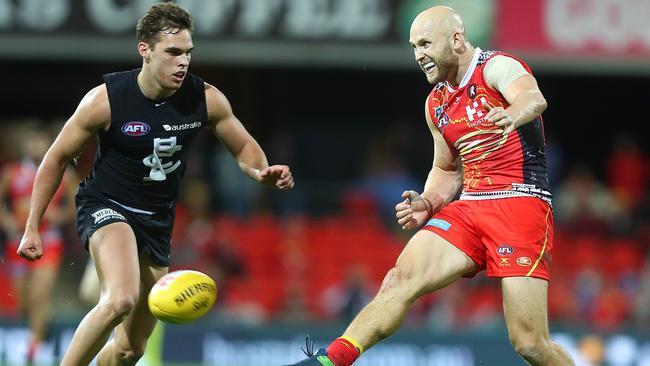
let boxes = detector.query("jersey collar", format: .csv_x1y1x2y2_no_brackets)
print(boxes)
446,47,482,93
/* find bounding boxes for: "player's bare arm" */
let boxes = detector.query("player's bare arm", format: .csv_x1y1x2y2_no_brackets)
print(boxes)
396,98,463,230
483,74,547,134
17,85,110,261
422,97,463,205
205,82,294,190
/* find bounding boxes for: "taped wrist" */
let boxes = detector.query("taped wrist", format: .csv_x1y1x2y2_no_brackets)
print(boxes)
421,196,434,217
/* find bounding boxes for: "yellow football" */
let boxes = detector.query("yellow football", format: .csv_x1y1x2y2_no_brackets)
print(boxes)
148,270,217,324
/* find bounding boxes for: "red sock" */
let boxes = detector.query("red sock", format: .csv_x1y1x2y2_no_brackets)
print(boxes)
326,337,361,366
27,340,39,362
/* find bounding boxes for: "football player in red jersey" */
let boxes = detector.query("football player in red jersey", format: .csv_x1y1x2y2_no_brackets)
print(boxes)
287,6,574,366
0,126,78,363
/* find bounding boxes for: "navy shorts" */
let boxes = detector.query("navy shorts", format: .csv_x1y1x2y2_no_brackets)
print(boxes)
75,190,175,267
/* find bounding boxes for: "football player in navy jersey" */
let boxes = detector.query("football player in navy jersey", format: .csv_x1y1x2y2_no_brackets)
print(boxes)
17,3,293,365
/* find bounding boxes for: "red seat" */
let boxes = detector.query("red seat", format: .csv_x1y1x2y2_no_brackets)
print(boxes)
601,239,644,277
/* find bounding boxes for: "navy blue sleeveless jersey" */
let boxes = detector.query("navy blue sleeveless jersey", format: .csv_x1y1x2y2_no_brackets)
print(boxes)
79,69,208,212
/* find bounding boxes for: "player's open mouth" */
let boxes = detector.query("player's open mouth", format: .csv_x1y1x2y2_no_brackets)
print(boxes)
172,71,186,81
423,62,436,73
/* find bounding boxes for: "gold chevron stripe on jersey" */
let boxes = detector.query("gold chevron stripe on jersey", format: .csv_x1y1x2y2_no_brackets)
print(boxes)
455,129,508,163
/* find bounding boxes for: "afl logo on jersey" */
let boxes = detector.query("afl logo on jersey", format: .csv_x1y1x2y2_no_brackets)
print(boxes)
497,244,514,256
121,122,151,136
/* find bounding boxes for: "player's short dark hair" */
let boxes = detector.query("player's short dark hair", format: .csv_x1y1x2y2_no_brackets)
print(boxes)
136,2,193,48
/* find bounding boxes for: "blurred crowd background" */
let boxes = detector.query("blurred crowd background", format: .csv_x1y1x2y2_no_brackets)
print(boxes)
1,0,649,365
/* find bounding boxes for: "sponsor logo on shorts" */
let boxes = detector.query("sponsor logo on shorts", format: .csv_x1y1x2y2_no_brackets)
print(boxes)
91,208,125,224
426,218,451,231
516,256,532,267
499,257,511,266
497,244,514,256
121,121,150,136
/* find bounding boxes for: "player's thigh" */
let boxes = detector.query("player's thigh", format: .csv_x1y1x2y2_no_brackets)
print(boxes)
502,277,550,342
88,222,140,298
390,230,478,296
114,252,168,351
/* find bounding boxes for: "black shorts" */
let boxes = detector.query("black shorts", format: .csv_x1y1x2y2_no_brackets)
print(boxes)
75,190,175,267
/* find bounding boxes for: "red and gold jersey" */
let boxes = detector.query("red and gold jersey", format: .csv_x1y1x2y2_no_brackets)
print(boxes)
6,159,65,232
427,49,552,203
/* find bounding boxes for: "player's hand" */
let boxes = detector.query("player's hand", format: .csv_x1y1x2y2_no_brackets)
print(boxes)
395,190,435,230
17,231,43,261
483,102,517,134
258,165,294,190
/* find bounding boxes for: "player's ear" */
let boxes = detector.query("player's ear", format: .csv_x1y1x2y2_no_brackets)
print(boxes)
451,31,463,50
138,41,151,63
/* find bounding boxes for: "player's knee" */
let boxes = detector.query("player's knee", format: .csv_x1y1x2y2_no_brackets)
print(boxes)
378,265,419,299
509,332,550,363
100,295,138,324
114,344,145,365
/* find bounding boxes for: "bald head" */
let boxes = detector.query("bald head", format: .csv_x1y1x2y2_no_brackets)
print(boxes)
411,6,465,38
409,6,473,85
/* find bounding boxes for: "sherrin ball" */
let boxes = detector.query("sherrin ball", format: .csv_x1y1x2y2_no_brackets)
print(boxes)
148,270,217,324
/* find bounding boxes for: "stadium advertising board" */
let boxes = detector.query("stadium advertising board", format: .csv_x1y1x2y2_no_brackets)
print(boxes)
0,0,394,41
0,0,648,70
0,0,389,66
1,324,650,365
0,0,491,68
494,0,650,71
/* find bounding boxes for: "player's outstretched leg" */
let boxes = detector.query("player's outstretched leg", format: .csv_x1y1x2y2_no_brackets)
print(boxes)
95,252,167,365
285,230,477,366
502,277,575,366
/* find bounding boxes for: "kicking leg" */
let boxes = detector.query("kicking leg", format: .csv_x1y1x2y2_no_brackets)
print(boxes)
60,223,140,366
343,230,476,349
95,251,168,365
288,230,478,366
502,277,574,366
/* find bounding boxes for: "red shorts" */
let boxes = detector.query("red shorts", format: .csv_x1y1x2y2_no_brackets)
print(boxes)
423,197,553,280
5,232,64,277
